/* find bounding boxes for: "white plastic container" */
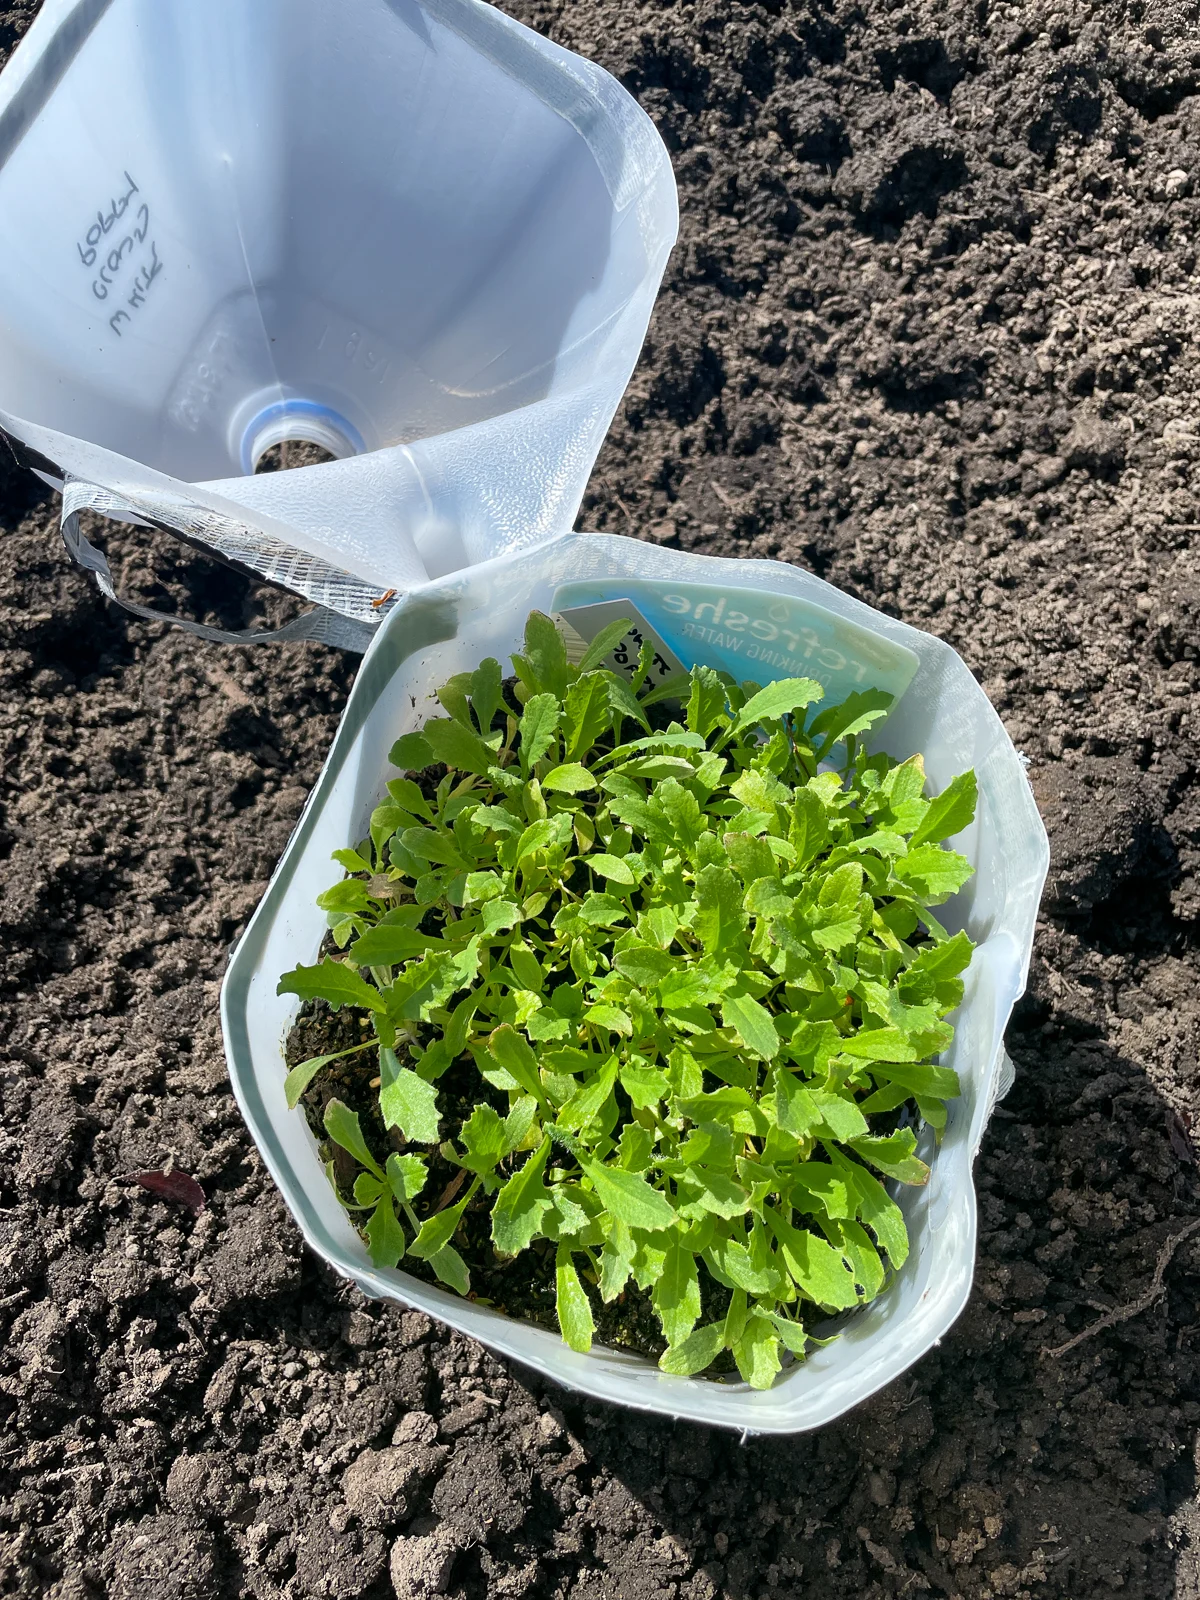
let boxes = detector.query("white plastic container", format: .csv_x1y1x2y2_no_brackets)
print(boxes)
220,534,1049,1433
0,0,677,643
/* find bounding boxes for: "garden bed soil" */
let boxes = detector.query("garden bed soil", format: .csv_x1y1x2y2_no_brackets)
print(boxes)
5,0,1200,1597
286,1008,693,1365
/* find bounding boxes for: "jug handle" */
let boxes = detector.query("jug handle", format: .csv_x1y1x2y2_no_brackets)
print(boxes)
59,478,375,651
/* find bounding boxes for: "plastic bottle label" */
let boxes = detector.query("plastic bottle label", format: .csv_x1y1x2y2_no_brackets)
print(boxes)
553,578,919,712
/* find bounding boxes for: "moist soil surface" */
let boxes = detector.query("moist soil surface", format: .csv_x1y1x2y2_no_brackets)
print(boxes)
5,1,1200,1597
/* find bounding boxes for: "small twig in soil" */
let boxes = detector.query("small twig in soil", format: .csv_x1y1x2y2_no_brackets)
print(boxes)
1042,1216,1200,1359
432,1165,469,1215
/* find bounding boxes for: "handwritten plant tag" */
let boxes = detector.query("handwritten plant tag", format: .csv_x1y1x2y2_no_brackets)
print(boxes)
554,601,686,689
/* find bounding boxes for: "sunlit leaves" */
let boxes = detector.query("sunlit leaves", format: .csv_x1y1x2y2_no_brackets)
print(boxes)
555,1248,596,1352
731,676,824,734
378,1047,440,1143
492,1136,553,1255
280,609,980,1389
278,960,386,1014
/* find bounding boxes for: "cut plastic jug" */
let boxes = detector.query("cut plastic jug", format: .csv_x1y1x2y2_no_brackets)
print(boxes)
0,0,678,647
220,534,1050,1433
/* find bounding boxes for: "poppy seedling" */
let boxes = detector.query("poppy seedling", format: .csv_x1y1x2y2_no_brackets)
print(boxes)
279,611,976,1387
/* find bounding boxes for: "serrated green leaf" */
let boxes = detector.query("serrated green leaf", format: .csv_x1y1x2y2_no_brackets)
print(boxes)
364,1195,407,1268
503,1096,539,1154
317,878,374,915
457,1105,508,1175
518,694,560,772
389,731,434,771
378,1048,441,1143
410,1190,472,1259
422,716,494,776
429,1244,471,1296
724,831,777,885
583,1003,633,1037
655,779,704,847
826,1218,885,1298
860,1061,960,1105
705,1235,777,1295
809,687,895,756
559,1058,618,1134
400,826,467,868
351,922,439,966
848,1129,930,1184
555,1248,596,1352
437,672,475,727
653,1242,702,1347
659,966,732,1010
614,943,675,989
792,1161,855,1220
482,899,521,935
487,1025,545,1103
809,1088,870,1140
732,677,825,734
521,611,571,699
660,1320,726,1376
837,1026,920,1062
386,1152,428,1204
472,803,522,835
765,1208,859,1310
688,1169,750,1218
469,657,504,735
790,786,830,868
604,670,652,735
905,928,975,985
892,844,974,900
686,665,730,738
618,1062,670,1110
332,846,374,874
492,1135,553,1255
598,1217,637,1301
278,960,386,1014
732,1312,783,1389
581,1158,677,1233
721,994,781,1060
766,1312,811,1357
462,870,504,906
694,863,746,955
909,769,978,847
577,615,636,674
515,819,557,861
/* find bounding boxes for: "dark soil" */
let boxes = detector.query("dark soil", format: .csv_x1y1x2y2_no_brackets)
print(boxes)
286,1003,739,1369
5,0,1200,1597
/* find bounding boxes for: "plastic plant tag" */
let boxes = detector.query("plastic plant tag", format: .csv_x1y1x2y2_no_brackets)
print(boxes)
221,533,1049,1434
0,0,678,645
555,599,687,689
552,578,920,713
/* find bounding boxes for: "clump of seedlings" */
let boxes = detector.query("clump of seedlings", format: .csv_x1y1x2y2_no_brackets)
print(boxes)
279,611,977,1388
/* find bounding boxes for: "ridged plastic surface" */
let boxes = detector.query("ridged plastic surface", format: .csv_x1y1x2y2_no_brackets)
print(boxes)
0,0,677,607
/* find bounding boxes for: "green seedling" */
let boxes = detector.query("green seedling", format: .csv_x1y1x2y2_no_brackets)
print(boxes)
279,610,977,1387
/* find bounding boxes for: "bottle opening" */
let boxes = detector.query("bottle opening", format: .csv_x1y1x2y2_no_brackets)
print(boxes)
254,441,340,474
240,401,364,475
